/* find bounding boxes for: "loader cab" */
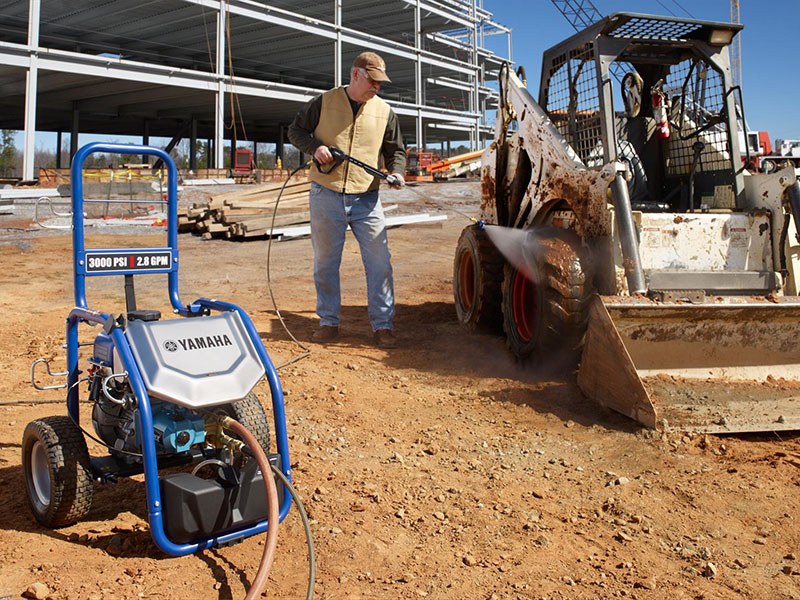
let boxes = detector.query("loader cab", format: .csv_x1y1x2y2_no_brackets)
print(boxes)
540,12,744,213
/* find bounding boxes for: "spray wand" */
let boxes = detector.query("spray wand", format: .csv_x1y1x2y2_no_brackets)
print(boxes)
313,146,402,186
313,146,476,221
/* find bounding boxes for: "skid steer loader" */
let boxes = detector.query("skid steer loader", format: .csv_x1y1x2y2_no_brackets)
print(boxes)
453,12,800,433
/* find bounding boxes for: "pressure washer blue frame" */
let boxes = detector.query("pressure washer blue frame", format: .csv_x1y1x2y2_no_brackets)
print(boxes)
66,142,292,555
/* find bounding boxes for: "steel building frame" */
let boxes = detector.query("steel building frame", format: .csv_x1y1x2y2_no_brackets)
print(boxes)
0,0,510,180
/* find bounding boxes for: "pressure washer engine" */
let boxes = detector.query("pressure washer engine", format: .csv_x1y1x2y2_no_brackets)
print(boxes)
24,143,301,597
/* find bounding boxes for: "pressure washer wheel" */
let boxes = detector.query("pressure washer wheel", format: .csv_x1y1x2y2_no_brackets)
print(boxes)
22,416,93,527
501,228,592,364
222,392,271,452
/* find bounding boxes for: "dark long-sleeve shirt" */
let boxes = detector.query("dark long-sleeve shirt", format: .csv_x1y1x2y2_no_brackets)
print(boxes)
287,91,407,175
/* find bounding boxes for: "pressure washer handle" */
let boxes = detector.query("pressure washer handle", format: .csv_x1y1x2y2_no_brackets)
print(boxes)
312,146,347,174
313,146,396,183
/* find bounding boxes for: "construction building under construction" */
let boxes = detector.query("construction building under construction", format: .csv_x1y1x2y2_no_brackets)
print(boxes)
0,0,511,181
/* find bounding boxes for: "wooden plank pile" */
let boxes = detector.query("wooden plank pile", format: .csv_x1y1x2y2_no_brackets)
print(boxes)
178,179,311,240
0,198,13,215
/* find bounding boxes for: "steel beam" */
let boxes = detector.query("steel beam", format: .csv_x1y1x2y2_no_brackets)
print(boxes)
22,0,40,181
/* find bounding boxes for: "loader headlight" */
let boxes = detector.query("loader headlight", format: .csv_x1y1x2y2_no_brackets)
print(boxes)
709,29,735,46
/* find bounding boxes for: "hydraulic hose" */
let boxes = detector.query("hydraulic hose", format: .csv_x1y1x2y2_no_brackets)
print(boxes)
221,416,280,599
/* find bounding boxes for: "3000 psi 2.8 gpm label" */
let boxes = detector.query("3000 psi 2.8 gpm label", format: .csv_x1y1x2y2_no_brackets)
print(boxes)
84,250,173,273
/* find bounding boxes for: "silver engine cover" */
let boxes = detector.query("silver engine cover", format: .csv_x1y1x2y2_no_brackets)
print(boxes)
125,312,264,409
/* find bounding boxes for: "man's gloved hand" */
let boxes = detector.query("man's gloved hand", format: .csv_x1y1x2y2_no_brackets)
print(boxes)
387,173,405,189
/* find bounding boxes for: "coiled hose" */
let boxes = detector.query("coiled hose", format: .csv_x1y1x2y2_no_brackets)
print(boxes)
221,416,280,599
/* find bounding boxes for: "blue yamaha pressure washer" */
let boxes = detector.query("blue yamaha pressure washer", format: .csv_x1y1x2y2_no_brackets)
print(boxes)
23,143,299,593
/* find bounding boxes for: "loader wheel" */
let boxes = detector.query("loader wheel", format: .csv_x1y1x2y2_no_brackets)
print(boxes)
22,416,93,528
453,224,504,332
222,392,271,453
501,228,592,365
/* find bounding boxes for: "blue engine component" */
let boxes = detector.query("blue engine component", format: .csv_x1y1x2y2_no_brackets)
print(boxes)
151,400,206,453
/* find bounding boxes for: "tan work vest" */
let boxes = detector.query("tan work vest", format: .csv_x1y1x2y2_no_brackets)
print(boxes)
309,87,390,194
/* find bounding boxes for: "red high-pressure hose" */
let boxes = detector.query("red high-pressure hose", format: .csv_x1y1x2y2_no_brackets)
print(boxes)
222,416,280,599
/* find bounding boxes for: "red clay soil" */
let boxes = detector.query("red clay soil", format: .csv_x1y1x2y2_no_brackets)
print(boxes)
0,182,799,599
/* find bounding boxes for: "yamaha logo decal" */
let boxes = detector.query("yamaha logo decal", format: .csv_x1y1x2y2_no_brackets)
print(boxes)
162,335,233,353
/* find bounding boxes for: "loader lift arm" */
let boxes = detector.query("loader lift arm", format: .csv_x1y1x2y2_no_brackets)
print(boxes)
491,63,644,293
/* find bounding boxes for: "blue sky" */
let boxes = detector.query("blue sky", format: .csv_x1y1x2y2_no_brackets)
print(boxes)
482,0,800,140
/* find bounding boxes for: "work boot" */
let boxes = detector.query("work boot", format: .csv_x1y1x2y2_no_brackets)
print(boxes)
373,329,397,349
312,325,339,344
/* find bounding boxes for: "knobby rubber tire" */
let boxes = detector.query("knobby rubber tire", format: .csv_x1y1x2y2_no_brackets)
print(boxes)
501,228,592,365
223,392,271,452
22,415,93,528
453,224,504,333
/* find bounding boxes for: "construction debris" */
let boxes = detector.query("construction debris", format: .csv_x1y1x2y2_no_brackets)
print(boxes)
404,149,483,182
182,178,236,186
0,187,61,199
268,213,447,241
178,179,448,241
429,150,483,180
178,179,311,240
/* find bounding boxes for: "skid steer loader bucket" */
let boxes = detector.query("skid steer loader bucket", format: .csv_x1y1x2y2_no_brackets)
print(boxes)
578,296,800,433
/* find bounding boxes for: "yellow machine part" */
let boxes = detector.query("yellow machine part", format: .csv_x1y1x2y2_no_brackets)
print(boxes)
578,296,800,433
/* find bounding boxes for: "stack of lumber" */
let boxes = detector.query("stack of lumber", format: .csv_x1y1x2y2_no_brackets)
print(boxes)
178,180,311,240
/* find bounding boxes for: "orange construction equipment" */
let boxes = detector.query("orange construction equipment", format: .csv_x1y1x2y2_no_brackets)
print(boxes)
406,149,437,182
429,149,483,180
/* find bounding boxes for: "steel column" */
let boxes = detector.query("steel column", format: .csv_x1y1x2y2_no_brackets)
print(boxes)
414,0,423,149
189,117,198,172
69,108,79,165
470,0,479,150
22,0,41,181
142,119,150,165
335,0,342,87
215,2,226,169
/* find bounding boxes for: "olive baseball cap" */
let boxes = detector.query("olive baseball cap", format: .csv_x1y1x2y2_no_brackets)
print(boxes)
353,51,391,83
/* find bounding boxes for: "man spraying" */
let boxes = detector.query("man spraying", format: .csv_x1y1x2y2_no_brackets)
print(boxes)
288,51,406,349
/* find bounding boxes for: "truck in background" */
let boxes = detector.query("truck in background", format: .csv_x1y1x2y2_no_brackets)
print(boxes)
740,130,800,173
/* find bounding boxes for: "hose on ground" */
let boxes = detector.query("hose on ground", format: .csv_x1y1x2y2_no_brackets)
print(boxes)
269,463,316,600
221,416,280,599
265,162,313,369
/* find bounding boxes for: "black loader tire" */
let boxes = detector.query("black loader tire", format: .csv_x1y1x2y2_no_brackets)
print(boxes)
453,224,504,333
22,416,93,528
222,392,271,453
501,227,592,366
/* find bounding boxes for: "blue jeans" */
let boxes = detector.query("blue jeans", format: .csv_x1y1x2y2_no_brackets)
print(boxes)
309,182,395,331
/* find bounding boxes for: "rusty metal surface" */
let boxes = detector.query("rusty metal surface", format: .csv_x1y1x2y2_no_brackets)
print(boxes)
480,66,612,239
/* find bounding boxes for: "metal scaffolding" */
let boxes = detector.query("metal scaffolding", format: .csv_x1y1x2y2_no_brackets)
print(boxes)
0,0,511,180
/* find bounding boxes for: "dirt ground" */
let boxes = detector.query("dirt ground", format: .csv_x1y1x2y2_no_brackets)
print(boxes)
0,181,799,600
